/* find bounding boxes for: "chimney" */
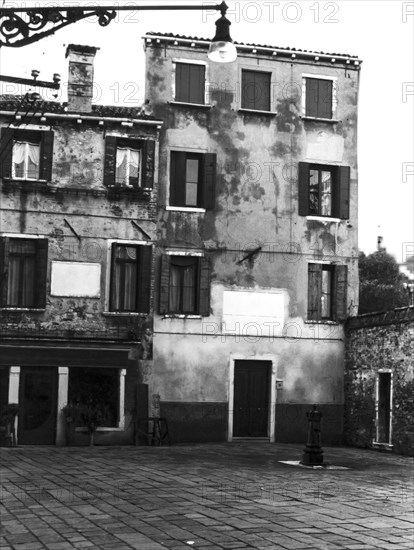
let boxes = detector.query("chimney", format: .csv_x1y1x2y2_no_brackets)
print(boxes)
65,44,99,113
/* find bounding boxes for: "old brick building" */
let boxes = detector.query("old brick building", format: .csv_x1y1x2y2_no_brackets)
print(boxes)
0,44,162,445
144,34,361,443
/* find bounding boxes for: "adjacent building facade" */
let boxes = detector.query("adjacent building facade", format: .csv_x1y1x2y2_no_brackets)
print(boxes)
144,34,361,443
0,44,162,445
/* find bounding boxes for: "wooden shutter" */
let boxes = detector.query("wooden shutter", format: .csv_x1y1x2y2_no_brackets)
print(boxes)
318,80,333,119
308,263,322,321
35,239,48,308
137,245,152,313
175,63,189,102
202,153,216,210
189,64,205,105
198,256,211,316
333,265,348,322
0,128,14,178
142,140,155,189
39,131,54,181
109,243,118,311
337,165,350,219
242,70,255,109
254,72,271,111
159,254,170,315
0,237,9,306
170,151,186,206
298,162,310,216
103,136,118,187
305,78,318,117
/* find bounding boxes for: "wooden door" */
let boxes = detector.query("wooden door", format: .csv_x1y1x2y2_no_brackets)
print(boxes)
377,372,391,443
233,360,271,437
18,367,58,445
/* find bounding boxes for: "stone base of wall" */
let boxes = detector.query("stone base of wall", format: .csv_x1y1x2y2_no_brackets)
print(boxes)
275,404,344,445
160,402,228,443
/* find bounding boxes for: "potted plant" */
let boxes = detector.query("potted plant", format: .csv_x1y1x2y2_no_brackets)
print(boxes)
0,404,19,447
78,399,109,446
62,403,77,446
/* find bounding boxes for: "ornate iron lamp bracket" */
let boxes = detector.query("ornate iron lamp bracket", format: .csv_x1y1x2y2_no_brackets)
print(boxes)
0,3,227,48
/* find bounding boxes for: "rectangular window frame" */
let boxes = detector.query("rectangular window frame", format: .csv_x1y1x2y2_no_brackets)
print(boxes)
115,145,142,188
302,74,338,120
0,234,48,311
241,69,272,112
238,65,277,115
172,58,208,106
307,262,347,323
105,239,152,316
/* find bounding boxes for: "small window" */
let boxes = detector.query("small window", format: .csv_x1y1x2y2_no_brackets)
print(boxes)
109,243,152,313
104,137,155,189
305,78,333,119
298,163,350,219
175,62,205,105
242,70,271,111
115,146,141,187
170,151,216,209
0,129,54,182
0,238,48,309
68,367,120,428
159,254,211,316
308,263,347,322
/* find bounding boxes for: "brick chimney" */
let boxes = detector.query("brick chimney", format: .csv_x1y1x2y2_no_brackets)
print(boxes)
65,44,99,112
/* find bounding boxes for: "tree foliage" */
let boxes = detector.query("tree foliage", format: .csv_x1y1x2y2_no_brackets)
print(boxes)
358,250,409,314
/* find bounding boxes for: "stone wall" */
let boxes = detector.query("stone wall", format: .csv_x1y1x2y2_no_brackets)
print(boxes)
344,307,414,455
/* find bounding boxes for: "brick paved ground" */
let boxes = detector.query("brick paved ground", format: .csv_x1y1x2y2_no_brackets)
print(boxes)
0,443,413,550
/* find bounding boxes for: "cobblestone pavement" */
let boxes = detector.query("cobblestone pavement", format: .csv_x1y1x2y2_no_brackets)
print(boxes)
1,443,413,550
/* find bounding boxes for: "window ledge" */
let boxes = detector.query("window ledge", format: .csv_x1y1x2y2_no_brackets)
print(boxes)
0,307,45,312
75,427,125,432
162,314,203,319
301,116,340,123
306,216,341,223
166,206,206,213
102,311,148,317
238,108,277,116
305,320,340,325
169,101,212,109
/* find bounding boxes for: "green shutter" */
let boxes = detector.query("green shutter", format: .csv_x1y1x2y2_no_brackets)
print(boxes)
109,243,118,311
142,140,155,189
103,136,118,187
198,256,211,316
298,162,310,216
0,237,9,307
333,265,348,322
39,131,54,181
306,79,318,117
308,263,322,320
35,239,48,308
202,153,216,210
137,245,152,313
170,151,186,206
254,72,271,111
189,64,205,105
0,128,14,179
159,254,170,315
318,80,333,119
337,165,350,219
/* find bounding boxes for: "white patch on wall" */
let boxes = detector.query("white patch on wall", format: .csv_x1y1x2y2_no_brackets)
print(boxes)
306,132,344,163
51,261,101,297
222,290,286,337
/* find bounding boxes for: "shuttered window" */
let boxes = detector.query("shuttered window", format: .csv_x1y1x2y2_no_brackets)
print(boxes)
305,78,333,119
109,244,152,313
308,263,348,321
0,128,54,182
242,70,271,111
298,162,350,219
170,151,216,209
159,255,211,316
175,63,205,105
0,238,48,308
104,137,155,189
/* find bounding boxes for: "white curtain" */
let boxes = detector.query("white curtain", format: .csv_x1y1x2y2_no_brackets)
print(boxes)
116,147,140,185
13,142,40,179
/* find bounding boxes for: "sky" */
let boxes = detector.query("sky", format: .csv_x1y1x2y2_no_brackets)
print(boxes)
0,0,413,264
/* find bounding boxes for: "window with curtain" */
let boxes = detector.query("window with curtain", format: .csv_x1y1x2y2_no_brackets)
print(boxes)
115,146,141,187
109,243,152,313
168,256,198,314
12,141,40,180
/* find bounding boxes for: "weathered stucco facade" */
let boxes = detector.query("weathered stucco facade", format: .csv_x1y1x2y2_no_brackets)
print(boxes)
345,307,414,456
0,45,162,446
144,34,361,443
